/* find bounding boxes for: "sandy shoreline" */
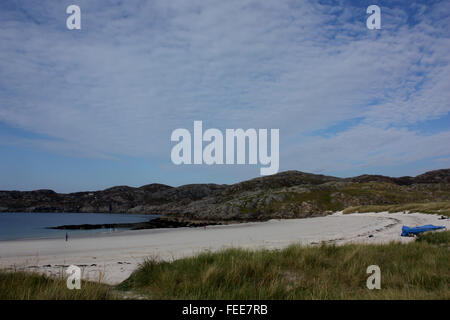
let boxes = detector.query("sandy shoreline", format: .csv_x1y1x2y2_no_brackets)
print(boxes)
0,212,448,284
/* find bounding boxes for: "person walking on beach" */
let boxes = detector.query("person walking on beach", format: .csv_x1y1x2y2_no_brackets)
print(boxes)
65,232,68,242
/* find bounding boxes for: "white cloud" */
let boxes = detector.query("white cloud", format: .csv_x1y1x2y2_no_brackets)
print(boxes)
0,0,449,177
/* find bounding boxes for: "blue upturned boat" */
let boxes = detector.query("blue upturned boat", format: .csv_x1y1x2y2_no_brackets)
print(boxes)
401,225,446,237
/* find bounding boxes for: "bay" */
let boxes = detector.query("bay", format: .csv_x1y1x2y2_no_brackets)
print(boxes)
0,212,157,241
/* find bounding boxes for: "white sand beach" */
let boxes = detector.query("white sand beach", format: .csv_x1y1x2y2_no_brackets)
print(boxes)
0,212,448,284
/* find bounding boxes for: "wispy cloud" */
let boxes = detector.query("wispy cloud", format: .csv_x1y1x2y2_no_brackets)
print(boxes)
0,0,449,190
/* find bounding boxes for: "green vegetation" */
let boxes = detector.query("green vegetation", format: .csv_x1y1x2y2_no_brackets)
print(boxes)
0,271,116,300
231,182,450,219
270,189,341,213
343,201,450,216
119,234,450,299
417,230,450,246
2,232,449,300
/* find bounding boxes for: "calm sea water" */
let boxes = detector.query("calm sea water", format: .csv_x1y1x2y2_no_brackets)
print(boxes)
0,212,158,241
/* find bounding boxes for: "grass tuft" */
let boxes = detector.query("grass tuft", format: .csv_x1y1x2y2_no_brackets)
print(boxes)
416,230,450,247
0,271,116,300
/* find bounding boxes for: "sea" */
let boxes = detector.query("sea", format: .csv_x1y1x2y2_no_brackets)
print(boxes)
0,212,158,241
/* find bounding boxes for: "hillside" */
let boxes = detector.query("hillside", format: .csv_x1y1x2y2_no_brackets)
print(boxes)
1,169,449,222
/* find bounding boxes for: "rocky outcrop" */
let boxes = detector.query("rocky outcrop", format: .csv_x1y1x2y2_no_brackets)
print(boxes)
1,169,449,222
48,217,223,230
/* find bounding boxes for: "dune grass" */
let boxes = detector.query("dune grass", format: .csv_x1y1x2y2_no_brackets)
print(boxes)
118,233,450,300
417,230,450,246
342,201,450,216
0,270,116,300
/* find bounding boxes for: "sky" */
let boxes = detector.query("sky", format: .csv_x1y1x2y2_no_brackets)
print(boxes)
0,0,449,192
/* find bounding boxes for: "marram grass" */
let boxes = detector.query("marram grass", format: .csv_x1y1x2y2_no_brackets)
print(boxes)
0,270,116,300
119,232,449,300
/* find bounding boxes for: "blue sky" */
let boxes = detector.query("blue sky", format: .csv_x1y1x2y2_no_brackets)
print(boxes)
0,0,449,192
